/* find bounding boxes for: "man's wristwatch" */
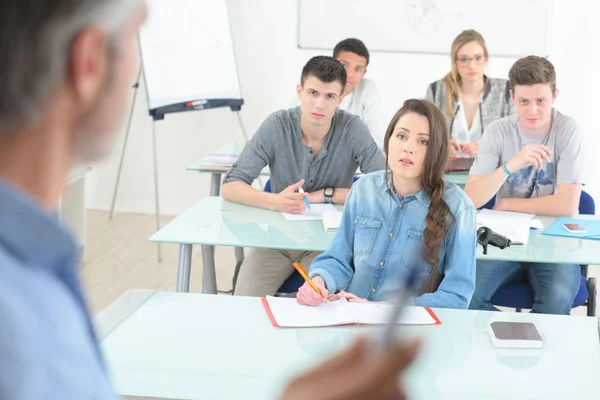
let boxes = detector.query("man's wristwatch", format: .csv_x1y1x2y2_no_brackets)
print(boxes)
324,187,334,204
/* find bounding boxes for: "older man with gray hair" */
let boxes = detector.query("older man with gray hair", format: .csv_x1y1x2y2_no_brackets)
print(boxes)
0,1,418,399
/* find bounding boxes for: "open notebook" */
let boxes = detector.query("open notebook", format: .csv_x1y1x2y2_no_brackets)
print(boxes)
262,296,441,328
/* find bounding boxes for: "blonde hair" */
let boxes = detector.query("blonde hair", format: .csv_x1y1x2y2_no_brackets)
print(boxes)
442,30,489,117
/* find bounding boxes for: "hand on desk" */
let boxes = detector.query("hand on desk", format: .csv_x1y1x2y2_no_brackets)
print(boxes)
272,179,308,214
460,142,479,156
328,290,368,303
492,198,511,211
297,276,329,305
281,336,421,400
450,140,461,157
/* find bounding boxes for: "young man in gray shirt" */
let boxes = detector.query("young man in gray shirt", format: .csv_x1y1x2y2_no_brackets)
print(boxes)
222,56,385,297
465,56,584,315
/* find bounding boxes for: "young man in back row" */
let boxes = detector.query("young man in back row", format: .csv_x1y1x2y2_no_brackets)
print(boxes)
465,56,584,315
292,39,386,150
222,56,385,297
333,38,387,150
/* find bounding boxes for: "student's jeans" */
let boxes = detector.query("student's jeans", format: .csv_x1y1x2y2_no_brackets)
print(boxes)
469,260,581,315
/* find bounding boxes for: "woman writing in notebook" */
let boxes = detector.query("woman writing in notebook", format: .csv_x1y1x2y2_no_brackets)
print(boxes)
297,99,476,308
425,29,516,156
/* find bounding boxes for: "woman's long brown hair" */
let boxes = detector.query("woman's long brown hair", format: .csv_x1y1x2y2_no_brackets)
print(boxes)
383,99,455,294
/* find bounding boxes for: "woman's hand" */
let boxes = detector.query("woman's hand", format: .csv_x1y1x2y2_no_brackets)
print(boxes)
450,140,461,156
328,291,368,303
460,142,479,156
296,276,329,306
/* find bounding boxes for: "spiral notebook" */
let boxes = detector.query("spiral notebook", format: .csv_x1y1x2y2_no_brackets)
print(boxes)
261,296,441,328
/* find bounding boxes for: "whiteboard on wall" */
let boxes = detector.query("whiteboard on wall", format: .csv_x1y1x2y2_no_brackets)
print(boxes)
298,0,552,57
139,0,243,118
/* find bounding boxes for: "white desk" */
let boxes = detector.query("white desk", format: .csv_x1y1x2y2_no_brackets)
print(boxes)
96,290,600,400
150,197,600,294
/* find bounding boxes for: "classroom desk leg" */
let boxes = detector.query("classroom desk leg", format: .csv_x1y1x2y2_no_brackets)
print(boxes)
201,245,218,294
234,247,244,265
176,244,193,293
210,173,222,197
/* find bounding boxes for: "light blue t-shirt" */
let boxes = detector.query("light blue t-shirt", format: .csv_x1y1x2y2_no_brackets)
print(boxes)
308,170,477,309
470,109,584,201
0,179,117,399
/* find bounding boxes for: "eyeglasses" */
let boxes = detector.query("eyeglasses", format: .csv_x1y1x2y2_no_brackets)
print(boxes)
456,54,486,66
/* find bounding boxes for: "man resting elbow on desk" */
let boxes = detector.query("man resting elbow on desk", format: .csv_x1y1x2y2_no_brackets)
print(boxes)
464,56,584,315
297,99,477,309
221,56,385,297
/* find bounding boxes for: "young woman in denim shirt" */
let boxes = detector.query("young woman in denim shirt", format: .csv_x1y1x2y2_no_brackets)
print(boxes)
297,99,477,309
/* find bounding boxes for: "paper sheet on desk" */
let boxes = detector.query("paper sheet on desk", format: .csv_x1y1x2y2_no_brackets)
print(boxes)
347,302,439,325
322,210,343,231
281,204,337,221
478,209,535,221
477,209,535,248
263,296,439,328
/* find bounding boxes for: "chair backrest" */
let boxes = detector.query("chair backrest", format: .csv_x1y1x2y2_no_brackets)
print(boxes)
480,190,595,215
481,196,496,210
579,190,595,215
264,176,359,193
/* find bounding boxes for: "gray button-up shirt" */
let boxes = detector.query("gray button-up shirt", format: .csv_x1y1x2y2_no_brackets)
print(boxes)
224,107,386,193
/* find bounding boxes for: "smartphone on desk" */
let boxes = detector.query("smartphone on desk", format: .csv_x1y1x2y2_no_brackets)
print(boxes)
563,223,586,233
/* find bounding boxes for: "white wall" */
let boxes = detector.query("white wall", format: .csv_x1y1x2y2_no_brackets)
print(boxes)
87,0,600,216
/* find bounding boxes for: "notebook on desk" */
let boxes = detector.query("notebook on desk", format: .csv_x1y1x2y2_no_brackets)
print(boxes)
489,321,543,349
261,296,441,328
197,154,239,170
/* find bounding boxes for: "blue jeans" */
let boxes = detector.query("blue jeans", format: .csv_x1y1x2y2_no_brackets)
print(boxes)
469,260,581,315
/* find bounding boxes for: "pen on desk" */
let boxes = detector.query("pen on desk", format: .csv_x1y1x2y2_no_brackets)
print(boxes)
292,262,329,303
298,186,311,210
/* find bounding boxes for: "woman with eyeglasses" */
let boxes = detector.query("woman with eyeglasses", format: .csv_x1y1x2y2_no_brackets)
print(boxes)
425,30,516,156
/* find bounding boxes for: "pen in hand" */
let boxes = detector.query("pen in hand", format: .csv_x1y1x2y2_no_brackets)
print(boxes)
298,186,311,210
293,262,329,303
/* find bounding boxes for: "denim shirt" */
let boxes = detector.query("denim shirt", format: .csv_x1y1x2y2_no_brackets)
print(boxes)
0,179,117,399
309,170,477,309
